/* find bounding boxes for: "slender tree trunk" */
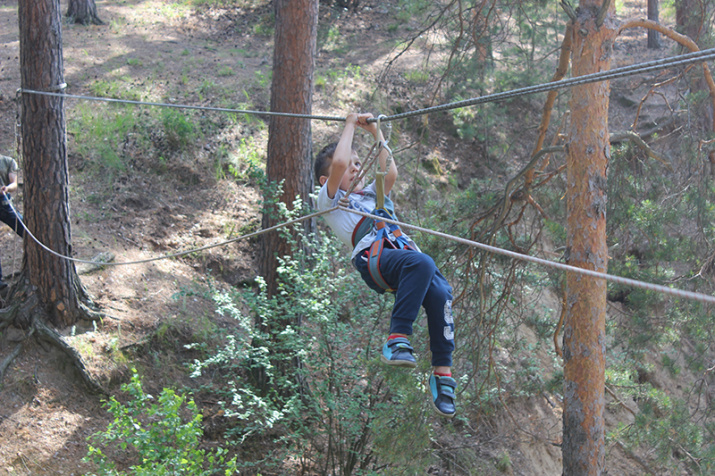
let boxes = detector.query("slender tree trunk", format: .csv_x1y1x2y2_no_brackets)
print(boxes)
259,0,318,296
675,0,702,42
66,0,103,26
562,2,616,474
19,0,84,328
647,0,661,48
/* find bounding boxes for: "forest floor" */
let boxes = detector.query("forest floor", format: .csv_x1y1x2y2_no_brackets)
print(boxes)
0,0,691,474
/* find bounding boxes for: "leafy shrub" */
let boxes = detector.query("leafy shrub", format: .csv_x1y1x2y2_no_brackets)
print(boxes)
84,369,238,475
188,196,438,474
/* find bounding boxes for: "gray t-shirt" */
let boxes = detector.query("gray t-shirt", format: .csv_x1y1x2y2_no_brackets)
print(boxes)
316,181,418,260
0,155,18,189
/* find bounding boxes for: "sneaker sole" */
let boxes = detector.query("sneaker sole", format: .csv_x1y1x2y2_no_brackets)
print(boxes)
380,354,417,368
431,401,456,419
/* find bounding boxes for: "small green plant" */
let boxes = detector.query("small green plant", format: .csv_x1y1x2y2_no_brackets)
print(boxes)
217,66,234,77
84,369,237,475
161,109,197,151
253,69,271,88
225,137,264,181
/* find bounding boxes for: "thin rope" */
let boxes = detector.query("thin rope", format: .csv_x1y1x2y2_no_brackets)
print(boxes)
339,206,715,305
17,48,715,124
16,88,346,122
2,192,337,267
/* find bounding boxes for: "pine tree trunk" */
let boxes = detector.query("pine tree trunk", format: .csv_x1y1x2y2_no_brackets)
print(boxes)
647,0,661,48
19,0,84,328
562,2,616,474
259,0,318,296
66,0,103,26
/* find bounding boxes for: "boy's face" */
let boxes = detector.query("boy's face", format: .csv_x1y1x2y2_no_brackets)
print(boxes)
321,151,363,192
339,151,363,192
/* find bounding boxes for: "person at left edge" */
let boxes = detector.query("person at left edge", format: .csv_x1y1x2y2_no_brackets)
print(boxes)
0,155,24,290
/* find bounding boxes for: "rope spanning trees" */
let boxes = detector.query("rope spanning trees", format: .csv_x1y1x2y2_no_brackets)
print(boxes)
12,47,715,304
2,192,338,267
18,47,715,123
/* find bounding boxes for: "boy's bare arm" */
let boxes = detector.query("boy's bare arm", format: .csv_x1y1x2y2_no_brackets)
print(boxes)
357,114,398,195
326,113,359,198
1,172,18,195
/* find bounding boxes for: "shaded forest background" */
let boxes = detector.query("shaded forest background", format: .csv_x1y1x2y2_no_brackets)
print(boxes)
1,0,715,474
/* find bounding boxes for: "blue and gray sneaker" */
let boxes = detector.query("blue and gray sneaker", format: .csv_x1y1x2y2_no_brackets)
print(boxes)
429,374,457,418
380,337,417,368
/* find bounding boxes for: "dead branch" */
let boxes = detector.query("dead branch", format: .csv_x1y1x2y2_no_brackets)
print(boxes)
560,0,576,22
618,19,715,133
596,0,613,28
378,1,457,84
632,70,690,131
605,384,637,417
610,130,674,170
526,24,573,190
489,145,565,237
553,286,566,357
615,440,658,475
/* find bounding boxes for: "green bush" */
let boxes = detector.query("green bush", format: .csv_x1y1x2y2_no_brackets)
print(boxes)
187,195,439,474
84,369,237,475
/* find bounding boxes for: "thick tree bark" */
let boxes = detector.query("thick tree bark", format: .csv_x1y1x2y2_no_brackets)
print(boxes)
66,0,103,26
259,0,318,296
562,2,616,475
19,0,86,328
647,0,661,48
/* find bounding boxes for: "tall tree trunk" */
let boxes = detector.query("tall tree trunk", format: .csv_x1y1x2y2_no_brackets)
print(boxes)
562,2,616,474
19,0,85,328
259,0,318,296
66,0,103,25
675,0,702,42
647,0,661,48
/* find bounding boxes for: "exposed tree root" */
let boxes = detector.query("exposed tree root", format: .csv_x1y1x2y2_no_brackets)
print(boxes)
32,317,106,395
0,279,107,395
0,338,25,386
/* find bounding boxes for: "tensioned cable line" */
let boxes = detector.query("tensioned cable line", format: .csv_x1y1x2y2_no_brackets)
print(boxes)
17,88,346,122
376,46,715,123
338,206,715,305
18,48,715,123
2,192,337,267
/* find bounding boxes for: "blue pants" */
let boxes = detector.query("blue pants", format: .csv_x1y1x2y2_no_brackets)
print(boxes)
0,202,24,280
354,247,455,367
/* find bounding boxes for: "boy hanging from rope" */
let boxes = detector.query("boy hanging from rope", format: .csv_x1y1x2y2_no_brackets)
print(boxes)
314,112,456,418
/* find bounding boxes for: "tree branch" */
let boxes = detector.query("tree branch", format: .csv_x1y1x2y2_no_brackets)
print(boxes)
619,19,715,132
560,0,576,22
610,130,673,169
596,0,612,28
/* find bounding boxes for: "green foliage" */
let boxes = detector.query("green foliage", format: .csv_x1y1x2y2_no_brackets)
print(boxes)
68,103,138,176
611,392,715,474
90,78,142,101
187,193,439,474
223,137,265,182
84,369,238,475
161,109,198,151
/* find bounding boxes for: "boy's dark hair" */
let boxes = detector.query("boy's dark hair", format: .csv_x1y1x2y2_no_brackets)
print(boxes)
314,142,338,183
